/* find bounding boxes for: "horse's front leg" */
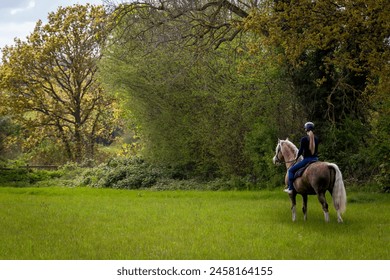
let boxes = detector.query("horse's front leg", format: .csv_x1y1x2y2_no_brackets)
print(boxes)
302,194,308,221
290,193,297,222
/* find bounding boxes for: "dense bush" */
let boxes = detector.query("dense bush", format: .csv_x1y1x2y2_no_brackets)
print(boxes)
76,156,280,191
79,157,162,189
0,167,63,186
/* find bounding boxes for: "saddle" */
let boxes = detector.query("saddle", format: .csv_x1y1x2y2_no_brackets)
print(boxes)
294,160,317,179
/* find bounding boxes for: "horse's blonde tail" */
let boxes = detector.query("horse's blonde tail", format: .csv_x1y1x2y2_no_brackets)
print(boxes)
328,163,347,214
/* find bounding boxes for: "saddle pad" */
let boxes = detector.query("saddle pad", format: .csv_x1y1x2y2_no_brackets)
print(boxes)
294,160,317,179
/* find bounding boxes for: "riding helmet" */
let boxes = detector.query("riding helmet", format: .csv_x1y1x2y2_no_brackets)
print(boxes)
304,122,315,131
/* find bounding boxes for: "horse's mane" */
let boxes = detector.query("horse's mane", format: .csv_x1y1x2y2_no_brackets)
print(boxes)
282,138,298,157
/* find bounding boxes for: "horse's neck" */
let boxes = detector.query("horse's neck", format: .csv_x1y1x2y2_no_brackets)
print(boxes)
283,142,299,168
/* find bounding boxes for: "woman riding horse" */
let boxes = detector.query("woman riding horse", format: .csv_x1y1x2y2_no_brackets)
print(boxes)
284,122,319,194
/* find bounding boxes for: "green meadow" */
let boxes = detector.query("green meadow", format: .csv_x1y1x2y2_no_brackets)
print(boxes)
0,187,388,260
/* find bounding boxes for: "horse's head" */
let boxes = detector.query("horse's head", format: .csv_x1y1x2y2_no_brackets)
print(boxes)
273,139,284,165
273,138,297,166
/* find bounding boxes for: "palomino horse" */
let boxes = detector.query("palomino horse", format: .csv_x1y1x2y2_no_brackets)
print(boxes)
273,139,347,223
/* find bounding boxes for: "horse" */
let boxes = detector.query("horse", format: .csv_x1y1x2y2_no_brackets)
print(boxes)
273,138,347,223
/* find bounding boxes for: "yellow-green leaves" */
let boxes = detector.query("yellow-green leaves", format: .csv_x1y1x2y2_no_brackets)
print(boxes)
0,4,117,163
246,0,389,75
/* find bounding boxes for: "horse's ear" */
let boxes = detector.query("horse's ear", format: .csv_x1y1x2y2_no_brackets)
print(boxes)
286,137,289,141
278,138,280,143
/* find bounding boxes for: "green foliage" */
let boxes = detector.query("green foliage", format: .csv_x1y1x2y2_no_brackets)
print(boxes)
242,0,390,185
0,115,22,160
74,156,276,191
244,121,285,187
248,0,390,77
320,118,369,175
100,14,299,180
367,95,390,192
0,168,29,184
369,68,390,192
24,138,69,166
0,167,63,186
79,157,161,189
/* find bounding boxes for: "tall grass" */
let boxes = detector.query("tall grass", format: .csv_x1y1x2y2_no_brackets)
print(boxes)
0,187,388,260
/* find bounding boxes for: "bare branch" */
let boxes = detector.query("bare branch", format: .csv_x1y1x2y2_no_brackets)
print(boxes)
110,0,253,49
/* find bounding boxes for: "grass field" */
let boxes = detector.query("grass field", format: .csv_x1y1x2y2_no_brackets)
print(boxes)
0,186,388,260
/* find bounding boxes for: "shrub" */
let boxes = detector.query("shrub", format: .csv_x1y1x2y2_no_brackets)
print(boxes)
0,166,63,186
0,168,29,184
79,157,162,189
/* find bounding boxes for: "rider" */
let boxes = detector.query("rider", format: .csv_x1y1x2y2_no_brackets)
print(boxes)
284,122,319,194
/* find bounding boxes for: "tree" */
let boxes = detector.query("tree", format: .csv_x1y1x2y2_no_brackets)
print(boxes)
241,0,390,180
100,3,295,181
249,0,389,119
0,4,117,163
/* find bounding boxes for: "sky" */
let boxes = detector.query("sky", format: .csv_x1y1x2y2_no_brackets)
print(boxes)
0,0,106,51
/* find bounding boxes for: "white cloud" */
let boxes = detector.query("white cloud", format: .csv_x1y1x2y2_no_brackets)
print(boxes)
0,0,104,54
0,21,36,49
0,1,29,10
10,0,36,15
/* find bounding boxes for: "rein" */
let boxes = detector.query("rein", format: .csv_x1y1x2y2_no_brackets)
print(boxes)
274,156,296,164
283,159,297,163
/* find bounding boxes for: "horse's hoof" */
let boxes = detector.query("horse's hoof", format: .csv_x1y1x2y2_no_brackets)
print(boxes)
337,213,343,223
292,215,296,222
324,212,330,222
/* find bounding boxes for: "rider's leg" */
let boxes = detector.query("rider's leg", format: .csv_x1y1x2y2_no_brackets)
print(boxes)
286,159,310,191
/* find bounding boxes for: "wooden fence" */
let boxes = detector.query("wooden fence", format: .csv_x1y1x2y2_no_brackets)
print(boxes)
0,165,59,171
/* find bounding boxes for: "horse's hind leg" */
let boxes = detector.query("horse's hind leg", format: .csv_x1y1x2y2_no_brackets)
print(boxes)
317,192,329,222
336,210,343,223
330,188,344,223
302,194,308,221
